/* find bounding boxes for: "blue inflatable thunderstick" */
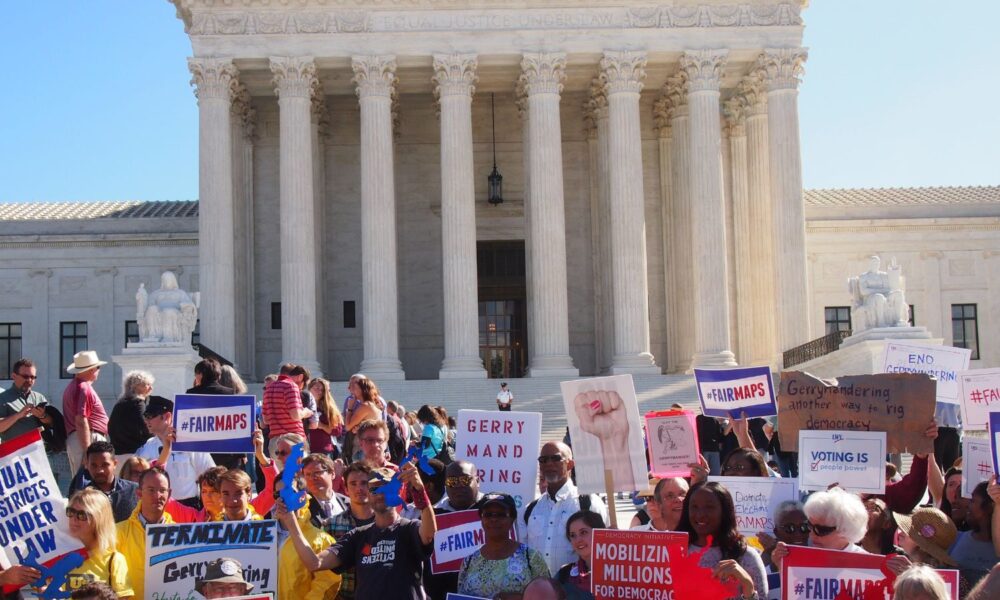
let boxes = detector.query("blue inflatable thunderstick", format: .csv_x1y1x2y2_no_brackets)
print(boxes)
279,442,307,511
374,445,436,507
22,548,84,600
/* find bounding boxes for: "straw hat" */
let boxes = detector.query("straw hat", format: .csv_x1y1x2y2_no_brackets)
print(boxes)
894,507,958,567
66,350,107,374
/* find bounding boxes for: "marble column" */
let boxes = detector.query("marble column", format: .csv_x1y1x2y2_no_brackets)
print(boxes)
188,58,238,363
230,83,257,378
434,54,486,379
586,79,613,374
352,55,405,379
759,48,811,351
663,74,694,373
520,52,578,377
515,82,536,369
602,51,659,374
724,98,753,365
743,77,779,367
270,56,322,375
681,50,737,367
653,97,675,373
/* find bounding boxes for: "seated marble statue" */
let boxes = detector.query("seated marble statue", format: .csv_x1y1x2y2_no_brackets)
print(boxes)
847,256,909,332
135,271,198,344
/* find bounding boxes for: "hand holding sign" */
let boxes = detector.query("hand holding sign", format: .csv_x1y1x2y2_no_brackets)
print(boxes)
23,548,83,600
574,390,635,490
374,446,435,507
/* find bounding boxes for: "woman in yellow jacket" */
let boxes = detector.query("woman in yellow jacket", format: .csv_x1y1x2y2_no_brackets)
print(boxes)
278,488,342,600
62,488,134,598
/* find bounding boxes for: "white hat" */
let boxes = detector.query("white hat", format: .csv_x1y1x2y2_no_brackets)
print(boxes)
66,350,108,374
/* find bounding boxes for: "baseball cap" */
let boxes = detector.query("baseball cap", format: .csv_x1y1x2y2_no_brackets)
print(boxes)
476,492,517,517
143,396,173,418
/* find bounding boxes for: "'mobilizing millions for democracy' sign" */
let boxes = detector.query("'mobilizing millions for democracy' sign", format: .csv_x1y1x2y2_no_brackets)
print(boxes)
590,529,687,600
173,394,257,453
798,430,886,494
694,366,777,419
882,342,971,404
455,410,541,512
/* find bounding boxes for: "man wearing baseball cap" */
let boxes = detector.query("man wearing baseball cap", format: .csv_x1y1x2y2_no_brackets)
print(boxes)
134,396,216,505
63,350,109,475
195,558,253,599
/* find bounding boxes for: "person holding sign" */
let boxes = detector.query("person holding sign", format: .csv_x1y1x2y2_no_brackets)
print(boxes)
134,396,216,505
556,510,606,600
679,481,767,599
771,487,870,571
61,488,133,598
115,467,174,600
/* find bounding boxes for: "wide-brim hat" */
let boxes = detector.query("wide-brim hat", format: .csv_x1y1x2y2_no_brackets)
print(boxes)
66,350,108,374
195,558,254,592
894,508,958,567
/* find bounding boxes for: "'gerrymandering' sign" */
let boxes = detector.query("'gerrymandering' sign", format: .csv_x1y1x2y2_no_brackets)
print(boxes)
777,371,935,454
645,411,699,478
959,368,1000,430
145,520,278,598
798,430,886,494
694,366,777,419
455,410,541,512
431,509,516,574
708,476,800,538
0,430,83,569
591,529,687,600
173,394,256,453
882,342,971,404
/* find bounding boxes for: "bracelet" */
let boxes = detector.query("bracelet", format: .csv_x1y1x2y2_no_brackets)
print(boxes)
411,487,430,510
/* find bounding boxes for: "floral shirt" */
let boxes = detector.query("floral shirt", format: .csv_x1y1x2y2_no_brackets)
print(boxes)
457,543,550,598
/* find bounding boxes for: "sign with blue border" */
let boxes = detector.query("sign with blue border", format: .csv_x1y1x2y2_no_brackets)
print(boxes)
694,366,776,418
173,394,256,453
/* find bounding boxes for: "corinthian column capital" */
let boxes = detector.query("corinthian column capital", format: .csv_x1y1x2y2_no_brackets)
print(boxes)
723,97,747,137
230,82,257,139
757,48,808,91
188,57,239,102
432,54,478,99
736,72,768,116
652,96,672,137
269,57,318,99
600,50,647,95
520,52,567,96
351,55,397,99
679,49,728,93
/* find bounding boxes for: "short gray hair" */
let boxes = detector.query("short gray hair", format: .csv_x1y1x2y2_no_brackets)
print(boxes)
893,565,949,600
268,433,308,458
122,370,154,397
803,488,868,544
774,500,804,525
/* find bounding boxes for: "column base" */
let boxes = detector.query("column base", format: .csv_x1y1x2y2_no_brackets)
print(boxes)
527,355,579,378
689,351,738,369
360,358,406,380
439,357,487,380
609,352,660,375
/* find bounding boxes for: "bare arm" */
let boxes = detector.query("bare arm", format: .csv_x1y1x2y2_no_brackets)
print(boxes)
0,406,31,434
927,452,945,506
77,414,92,449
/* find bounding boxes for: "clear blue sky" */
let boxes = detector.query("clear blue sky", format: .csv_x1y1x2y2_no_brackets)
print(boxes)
1,1,997,202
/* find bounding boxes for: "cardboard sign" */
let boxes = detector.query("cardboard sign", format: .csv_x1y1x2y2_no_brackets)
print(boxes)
694,366,777,418
145,520,279,597
455,410,541,512
882,342,971,404
777,371,935,454
959,368,1000,430
798,430,886,494
591,529,687,600
560,375,648,494
707,476,800,538
431,509,516,574
781,545,892,600
962,437,993,498
645,411,699,478
173,394,256,453
0,430,83,569
991,412,1000,479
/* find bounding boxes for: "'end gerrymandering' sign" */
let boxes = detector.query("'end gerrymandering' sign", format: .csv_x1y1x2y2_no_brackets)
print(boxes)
882,342,971,404
173,394,256,453
694,366,776,419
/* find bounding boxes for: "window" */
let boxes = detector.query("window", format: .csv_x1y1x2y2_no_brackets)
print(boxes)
824,306,851,334
60,322,88,379
0,323,22,379
125,321,139,347
952,304,980,360
908,305,915,327
343,301,356,328
271,302,282,330
191,319,200,346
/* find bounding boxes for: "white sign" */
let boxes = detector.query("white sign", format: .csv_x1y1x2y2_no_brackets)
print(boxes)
882,343,972,404
173,394,256,453
962,437,993,499
798,430,886,494
708,476,800,538
959,368,1000,430
455,410,542,513
645,411,699,478
560,375,648,494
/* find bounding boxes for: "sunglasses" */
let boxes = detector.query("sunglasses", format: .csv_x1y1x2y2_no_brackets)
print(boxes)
809,522,838,537
66,507,91,522
537,455,565,465
15,373,37,380
446,475,475,488
779,523,811,535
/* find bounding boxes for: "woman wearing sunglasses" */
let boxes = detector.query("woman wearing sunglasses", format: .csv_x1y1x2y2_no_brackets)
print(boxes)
679,481,767,599
60,488,134,598
771,487,870,570
757,501,809,571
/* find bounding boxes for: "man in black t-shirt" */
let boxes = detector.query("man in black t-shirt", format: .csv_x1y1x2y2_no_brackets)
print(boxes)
279,461,438,600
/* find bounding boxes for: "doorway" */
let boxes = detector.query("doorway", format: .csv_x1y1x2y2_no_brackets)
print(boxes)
477,241,527,379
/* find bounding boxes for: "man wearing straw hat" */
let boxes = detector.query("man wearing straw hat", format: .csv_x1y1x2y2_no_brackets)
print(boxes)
63,350,110,474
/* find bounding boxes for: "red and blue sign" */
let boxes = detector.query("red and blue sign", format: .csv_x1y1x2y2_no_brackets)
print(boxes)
172,394,256,453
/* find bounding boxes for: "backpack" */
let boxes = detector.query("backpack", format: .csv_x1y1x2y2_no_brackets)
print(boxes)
41,404,67,454
523,493,592,524
385,414,408,465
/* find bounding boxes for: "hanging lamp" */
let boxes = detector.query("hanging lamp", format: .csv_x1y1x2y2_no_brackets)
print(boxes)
487,92,504,206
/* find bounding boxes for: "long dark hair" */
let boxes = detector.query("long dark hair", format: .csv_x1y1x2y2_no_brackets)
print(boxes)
679,481,746,560
939,468,967,531
417,404,447,427
721,448,768,477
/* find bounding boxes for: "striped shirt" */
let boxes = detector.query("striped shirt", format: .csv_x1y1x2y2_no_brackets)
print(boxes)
262,375,304,438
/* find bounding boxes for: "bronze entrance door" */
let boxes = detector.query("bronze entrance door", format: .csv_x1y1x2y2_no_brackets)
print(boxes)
477,241,527,379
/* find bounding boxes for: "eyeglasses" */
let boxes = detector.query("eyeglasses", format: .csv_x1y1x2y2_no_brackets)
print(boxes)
809,522,839,537
658,493,686,503
360,437,386,446
537,455,565,465
304,468,331,479
15,372,37,380
66,507,91,522
722,463,750,474
446,475,475,488
779,523,811,535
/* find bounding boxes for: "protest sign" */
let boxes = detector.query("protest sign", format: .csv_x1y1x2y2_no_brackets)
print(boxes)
173,394,256,453
455,410,541,511
708,476,799,538
991,412,1000,479
431,509,516,574
591,529,687,600
226,596,273,600
882,342,971,404
777,371,935,454
959,368,1000,430
937,570,960,600
798,430,886,494
645,410,699,478
962,437,993,498
145,520,278,597
781,545,892,600
0,430,83,571
561,375,648,494
694,366,777,418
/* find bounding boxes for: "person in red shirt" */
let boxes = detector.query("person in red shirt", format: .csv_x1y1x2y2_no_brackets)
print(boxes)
63,350,110,475
262,363,312,441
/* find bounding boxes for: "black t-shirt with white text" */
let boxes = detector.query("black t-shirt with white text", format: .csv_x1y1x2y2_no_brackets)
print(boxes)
333,517,431,600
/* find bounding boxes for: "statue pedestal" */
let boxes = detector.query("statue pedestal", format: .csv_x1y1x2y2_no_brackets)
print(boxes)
839,326,933,348
794,333,943,378
112,344,200,400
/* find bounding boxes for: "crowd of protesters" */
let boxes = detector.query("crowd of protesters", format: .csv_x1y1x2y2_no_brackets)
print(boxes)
0,351,998,599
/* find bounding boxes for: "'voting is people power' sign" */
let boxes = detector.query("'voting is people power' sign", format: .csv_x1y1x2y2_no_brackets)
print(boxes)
798,430,886,494
173,394,256,453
